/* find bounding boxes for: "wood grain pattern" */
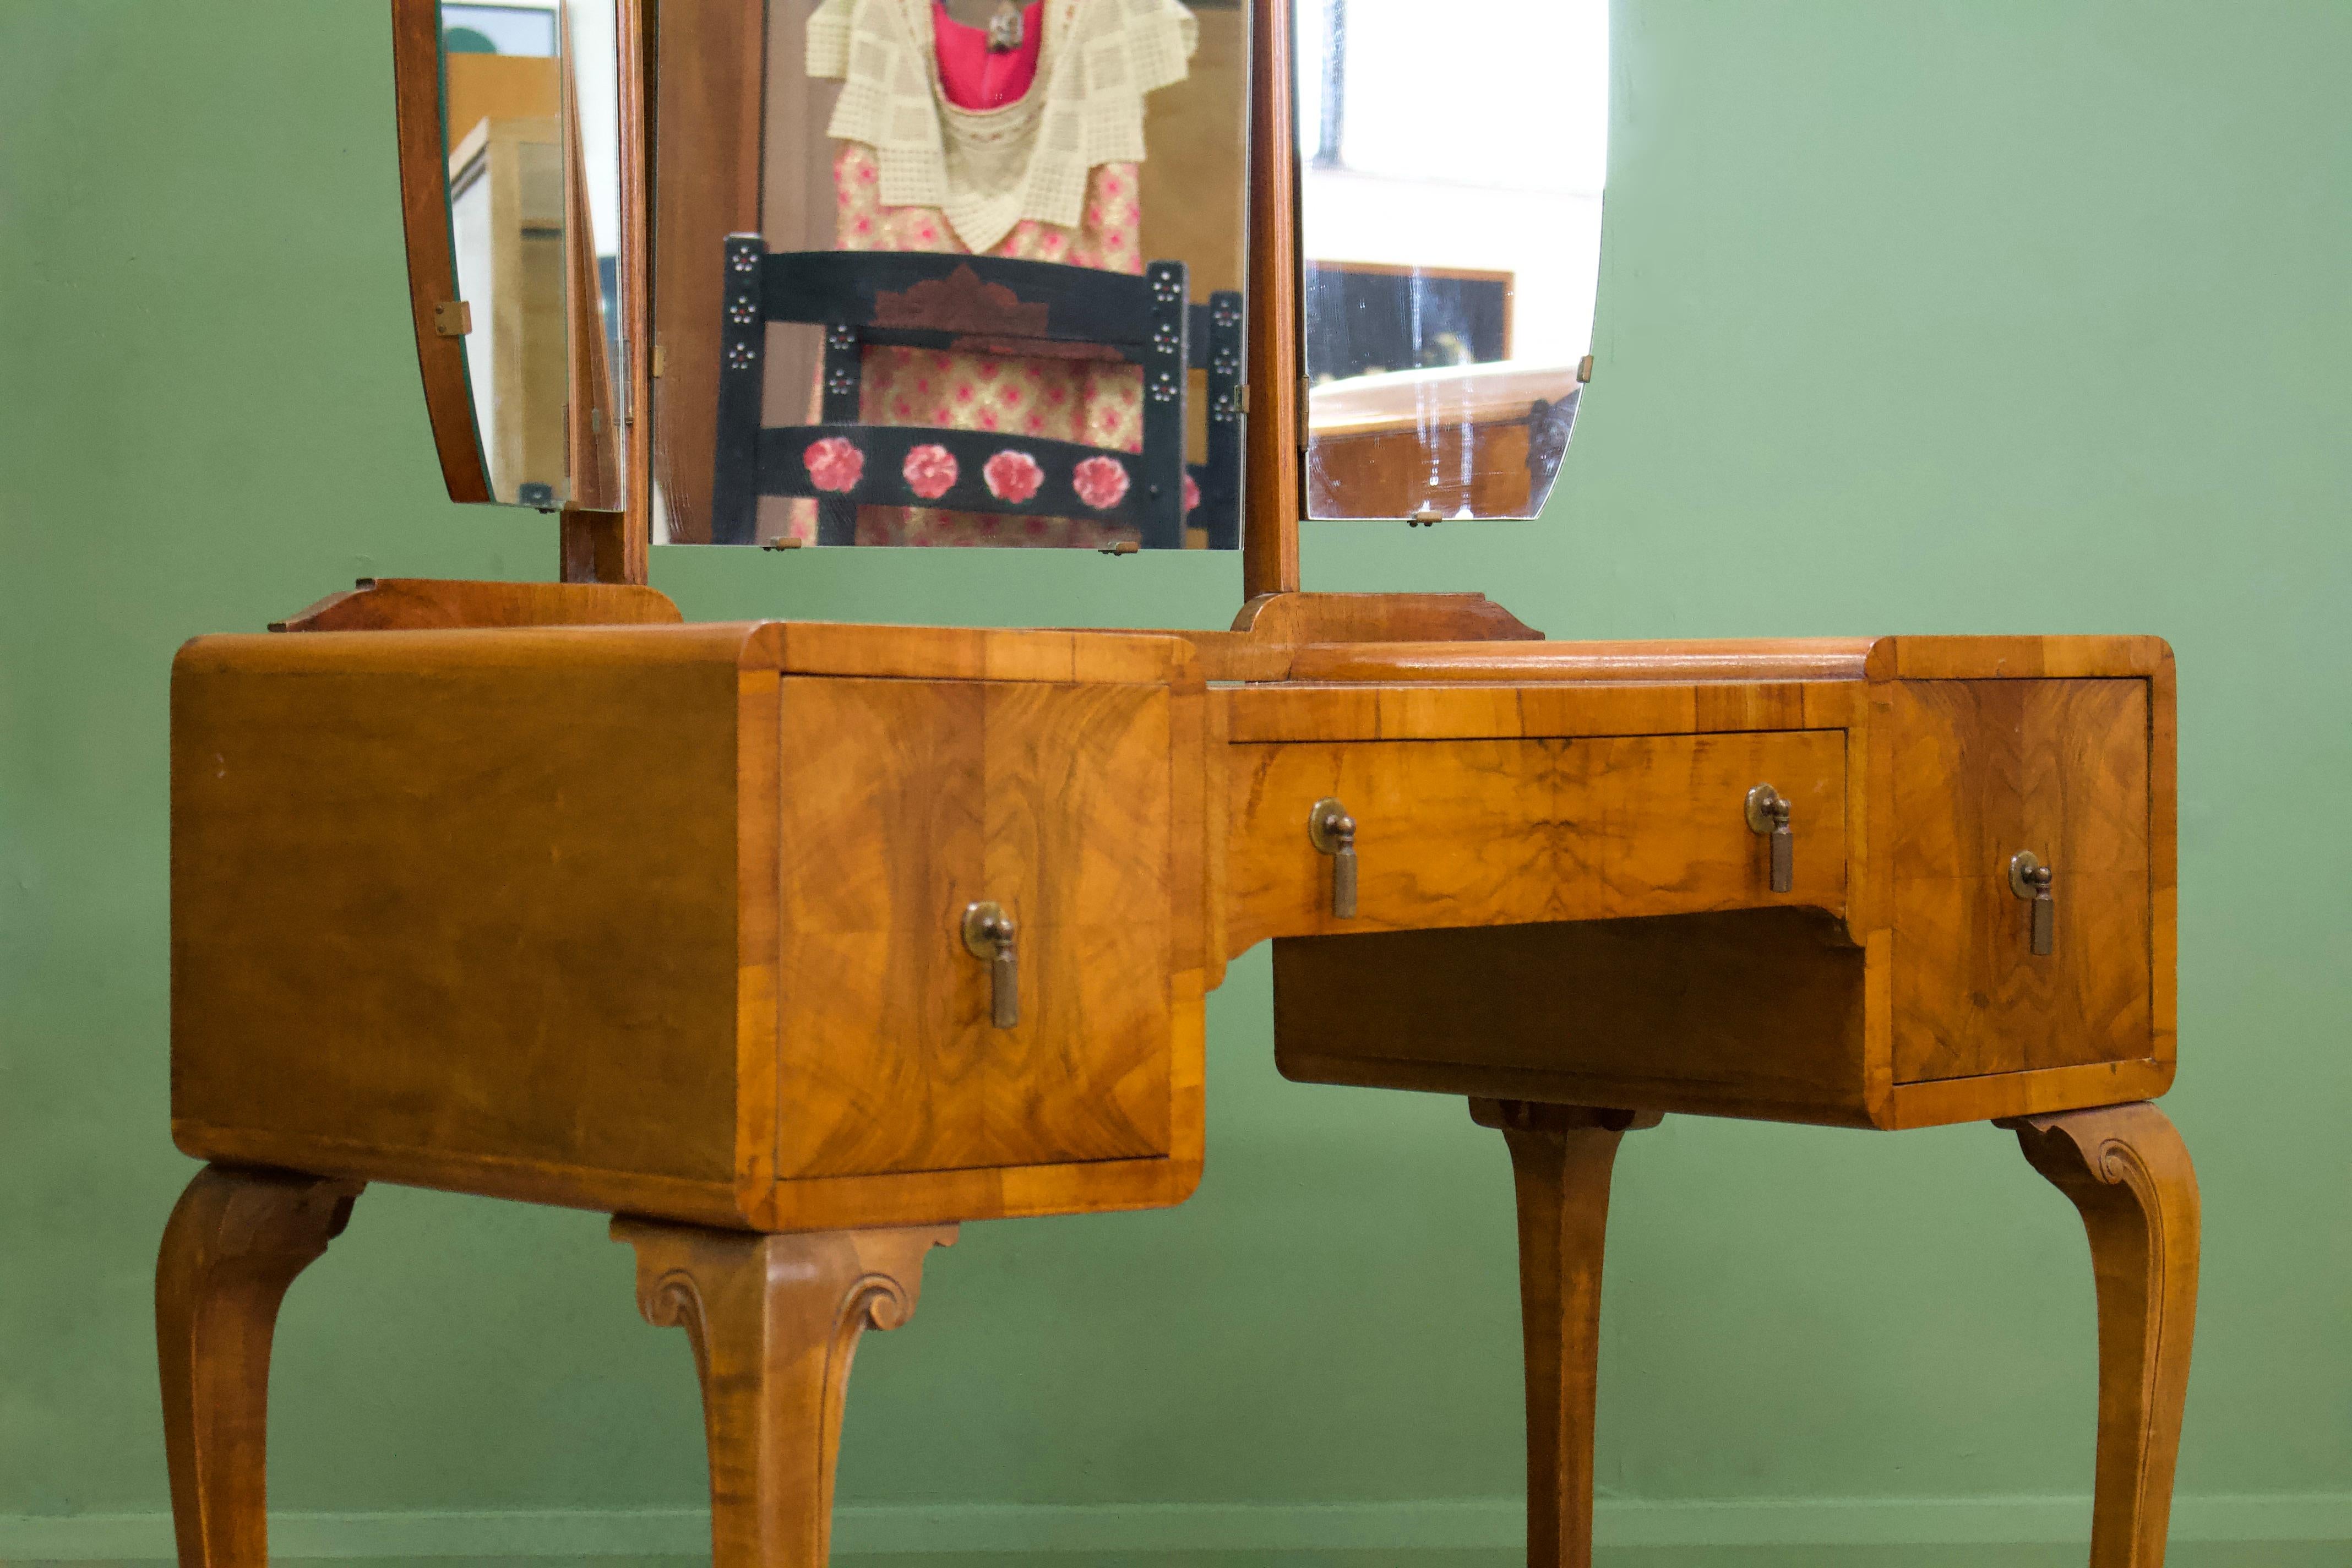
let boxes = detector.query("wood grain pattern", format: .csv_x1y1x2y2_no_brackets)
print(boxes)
774,678,1175,1179
650,0,768,543
172,627,751,1206
272,577,682,631
615,1218,956,1568
1227,729,1846,952
1221,679,1858,745
173,621,1207,1231
559,507,641,585
1276,911,1874,1127
1886,1058,2174,1131
618,0,655,581
390,0,494,503
1889,679,2152,1082
1866,635,2173,682
157,1166,364,1568
1471,1102,1659,1568
1288,638,1872,685
2007,1103,2199,1568
1243,0,1300,594
984,682,1176,1161
1233,591,1542,645
562,12,622,515
2146,648,2180,1073
775,677,986,1179
1156,592,1545,681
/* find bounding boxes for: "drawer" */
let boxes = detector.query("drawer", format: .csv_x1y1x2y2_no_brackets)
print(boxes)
775,676,1178,1179
1888,678,2153,1082
1228,728,1847,949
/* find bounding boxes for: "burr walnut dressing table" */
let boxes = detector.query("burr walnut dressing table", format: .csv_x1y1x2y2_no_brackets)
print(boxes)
160,6,2195,1568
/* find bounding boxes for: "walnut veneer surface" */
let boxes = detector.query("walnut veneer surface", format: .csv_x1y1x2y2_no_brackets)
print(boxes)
172,596,2174,1221
164,583,2189,1568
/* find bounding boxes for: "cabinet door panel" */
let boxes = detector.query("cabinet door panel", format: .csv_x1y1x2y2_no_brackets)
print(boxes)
777,678,986,1178
1891,679,2152,1082
776,677,1173,1180
984,682,1174,1164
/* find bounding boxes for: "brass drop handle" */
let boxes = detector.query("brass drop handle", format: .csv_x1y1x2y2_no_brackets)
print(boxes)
2010,852,2055,956
1745,783,1794,894
1308,797,1358,919
961,901,1019,1028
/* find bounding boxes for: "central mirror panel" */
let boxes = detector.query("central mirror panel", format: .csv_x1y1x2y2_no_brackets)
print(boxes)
650,0,1249,549
1298,0,1608,521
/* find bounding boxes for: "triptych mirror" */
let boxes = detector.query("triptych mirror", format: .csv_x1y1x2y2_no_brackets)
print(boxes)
395,0,1607,556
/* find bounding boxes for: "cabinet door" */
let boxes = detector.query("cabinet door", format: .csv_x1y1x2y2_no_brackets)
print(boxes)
775,677,1173,1179
1890,678,2153,1082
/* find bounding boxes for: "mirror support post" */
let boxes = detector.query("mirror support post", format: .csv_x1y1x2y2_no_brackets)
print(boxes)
611,0,658,585
1243,0,1303,597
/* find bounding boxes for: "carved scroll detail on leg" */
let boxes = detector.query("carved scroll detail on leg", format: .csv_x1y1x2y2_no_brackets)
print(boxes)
613,1219,957,1568
156,1164,364,1568
2005,1102,2200,1568
1471,1101,1659,1568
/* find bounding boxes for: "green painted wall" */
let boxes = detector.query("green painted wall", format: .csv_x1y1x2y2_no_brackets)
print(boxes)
2,0,2346,1545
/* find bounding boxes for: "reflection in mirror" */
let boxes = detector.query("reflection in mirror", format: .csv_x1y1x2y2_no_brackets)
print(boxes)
650,0,1249,549
438,1,627,509
1298,0,1607,520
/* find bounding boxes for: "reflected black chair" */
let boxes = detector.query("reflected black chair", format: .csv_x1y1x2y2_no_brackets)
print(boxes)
711,233,1243,549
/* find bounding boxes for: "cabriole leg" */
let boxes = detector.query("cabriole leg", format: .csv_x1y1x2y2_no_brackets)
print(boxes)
2006,1102,2201,1568
156,1163,364,1568
613,1218,957,1568
1472,1099,1659,1568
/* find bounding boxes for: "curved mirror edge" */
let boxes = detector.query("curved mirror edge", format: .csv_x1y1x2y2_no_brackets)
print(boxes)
420,0,628,510
1297,0,1607,521
645,0,1251,551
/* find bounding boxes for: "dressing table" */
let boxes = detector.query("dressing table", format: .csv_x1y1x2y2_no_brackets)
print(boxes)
160,4,2195,1568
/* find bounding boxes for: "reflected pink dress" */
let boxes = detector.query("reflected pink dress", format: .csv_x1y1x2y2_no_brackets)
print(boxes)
786,1,1148,547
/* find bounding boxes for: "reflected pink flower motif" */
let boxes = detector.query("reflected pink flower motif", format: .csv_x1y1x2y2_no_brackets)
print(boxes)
1182,472,1202,515
803,436,864,493
902,443,959,500
983,449,1046,504
1071,455,1131,510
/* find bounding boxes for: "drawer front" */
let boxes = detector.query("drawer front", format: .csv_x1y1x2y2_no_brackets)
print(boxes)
1228,729,1847,947
775,677,1174,1179
1890,678,2153,1082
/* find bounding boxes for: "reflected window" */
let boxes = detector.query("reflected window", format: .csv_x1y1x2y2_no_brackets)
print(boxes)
442,4,558,57
1299,0,1608,520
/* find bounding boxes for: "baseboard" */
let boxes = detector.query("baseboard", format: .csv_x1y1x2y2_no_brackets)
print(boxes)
4,1493,2345,1559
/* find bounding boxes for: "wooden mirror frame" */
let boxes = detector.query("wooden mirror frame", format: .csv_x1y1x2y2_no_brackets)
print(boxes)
392,0,652,583
392,0,1289,598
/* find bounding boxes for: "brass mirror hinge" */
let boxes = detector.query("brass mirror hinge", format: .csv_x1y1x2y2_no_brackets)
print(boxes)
961,901,1019,1028
433,301,472,337
1745,783,1794,894
1308,797,1358,918
2010,851,2055,956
